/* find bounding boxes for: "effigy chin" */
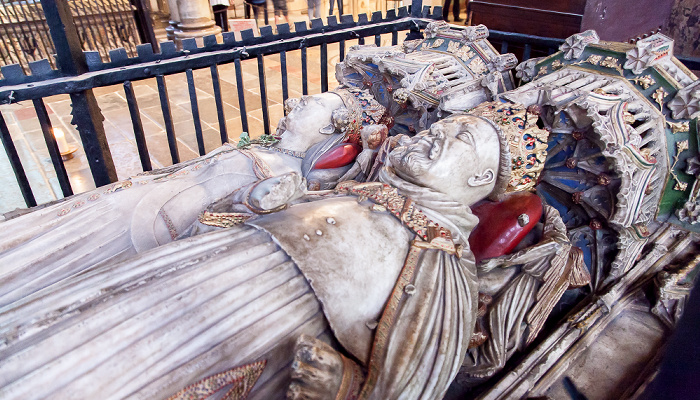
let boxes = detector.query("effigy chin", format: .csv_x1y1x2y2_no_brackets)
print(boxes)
1,22,699,400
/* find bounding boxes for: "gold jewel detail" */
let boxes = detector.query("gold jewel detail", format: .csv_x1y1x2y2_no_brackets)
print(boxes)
167,360,266,400
468,57,487,74
446,40,460,53
574,54,602,67
630,75,656,89
198,211,252,228
431,38,444,48
551,60,563,70
600,56,624,74
652,87,667,111
469,102,550,193
670,140,689,191
667,120,690,134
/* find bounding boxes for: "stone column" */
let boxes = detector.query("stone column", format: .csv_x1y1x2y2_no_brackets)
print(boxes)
174,0,221,42
165,0,179,41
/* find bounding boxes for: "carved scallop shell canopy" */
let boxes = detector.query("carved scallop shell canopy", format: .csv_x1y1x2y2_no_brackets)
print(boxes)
506,30,700,233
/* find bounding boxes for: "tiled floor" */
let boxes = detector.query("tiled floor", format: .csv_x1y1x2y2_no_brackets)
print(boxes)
0,16,402,214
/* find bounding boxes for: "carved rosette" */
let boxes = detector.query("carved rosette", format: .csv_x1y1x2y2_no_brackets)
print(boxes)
514,58,542,82
559,30,599,60
668,81,700,119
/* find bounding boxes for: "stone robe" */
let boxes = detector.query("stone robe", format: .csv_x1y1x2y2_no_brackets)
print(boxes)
0,144,300,307
0,177,479,400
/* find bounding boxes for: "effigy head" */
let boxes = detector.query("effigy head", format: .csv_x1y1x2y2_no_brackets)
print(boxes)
275,92,346,152
275,88,388,154
386,102,550,206
388,114,502,206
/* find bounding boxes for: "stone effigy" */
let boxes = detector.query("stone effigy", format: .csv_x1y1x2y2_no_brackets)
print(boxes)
1,22,699,400
0,88,390,306
455,30,700,400
0,111,542,399
0,22,517,309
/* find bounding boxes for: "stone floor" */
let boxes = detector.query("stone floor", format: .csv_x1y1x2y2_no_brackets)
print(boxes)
0,15,406,214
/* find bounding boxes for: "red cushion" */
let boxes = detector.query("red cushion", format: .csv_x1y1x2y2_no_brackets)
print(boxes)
313,142,362,170
469,191,543,263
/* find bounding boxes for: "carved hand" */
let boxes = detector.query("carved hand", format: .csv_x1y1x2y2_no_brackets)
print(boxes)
248,172,306,211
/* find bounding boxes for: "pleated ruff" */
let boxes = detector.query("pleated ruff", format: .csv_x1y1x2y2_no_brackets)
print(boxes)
0,225,329,400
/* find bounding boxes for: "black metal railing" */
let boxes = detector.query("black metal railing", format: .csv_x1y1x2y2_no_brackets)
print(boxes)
0,0,440,210
0,0,155,72
1,0,699,212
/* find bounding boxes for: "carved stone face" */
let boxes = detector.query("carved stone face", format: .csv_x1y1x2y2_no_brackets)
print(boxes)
388,115,501,205
275,92,345,153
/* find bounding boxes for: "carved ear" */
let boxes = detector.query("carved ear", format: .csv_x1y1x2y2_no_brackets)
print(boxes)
467,168,495,187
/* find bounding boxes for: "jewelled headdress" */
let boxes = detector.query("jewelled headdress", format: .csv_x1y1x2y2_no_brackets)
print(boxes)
469,101,550,197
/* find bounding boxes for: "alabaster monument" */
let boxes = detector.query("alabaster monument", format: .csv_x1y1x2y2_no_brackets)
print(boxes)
0,111,535,399
1,21,700,400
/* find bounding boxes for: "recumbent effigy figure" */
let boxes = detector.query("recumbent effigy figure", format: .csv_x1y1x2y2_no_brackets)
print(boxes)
0,106,551,399
0,88,392,307
0,22,516,308
3,24,698,400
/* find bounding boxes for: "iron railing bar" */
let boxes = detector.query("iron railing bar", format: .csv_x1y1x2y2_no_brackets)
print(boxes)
123,80,152,171
523,43,531,61
358,36,365,45
0,111,36,207
375,34,381,46
21,1,56,68
391,31,398,46
500,41,508,54
0,17,422,89
83,0,111,58
676,55,700,71
102,0,128,52
257,54,271,136
2,2,30,68
32,98,73,197
210,64,228,145
185,68,206,155
234,57,249,134
13,1,46,65
468,1,583,17
84,0,112,59
301,46,308,95
488,29,565,49
0,18,427,98
72,0,100,56
320,42,328,93
155,74,180,164
339,39,345,62
113,0,138,54
0,5,22,67
280,50,289,114
94,0,119,52
0,28,11,66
